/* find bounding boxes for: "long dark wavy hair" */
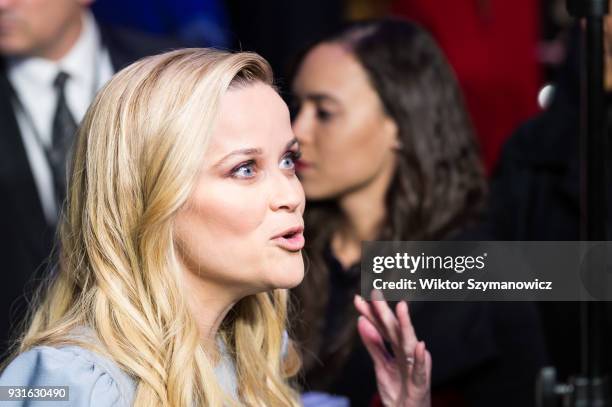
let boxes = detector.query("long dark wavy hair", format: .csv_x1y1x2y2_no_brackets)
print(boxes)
290,18,487,388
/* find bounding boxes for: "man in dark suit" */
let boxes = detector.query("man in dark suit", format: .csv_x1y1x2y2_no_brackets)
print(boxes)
0,0,180,357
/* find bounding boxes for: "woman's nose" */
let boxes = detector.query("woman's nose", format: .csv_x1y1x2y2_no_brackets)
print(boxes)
269,172,304,213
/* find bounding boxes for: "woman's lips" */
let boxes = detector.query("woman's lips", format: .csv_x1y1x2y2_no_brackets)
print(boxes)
272,232,305,252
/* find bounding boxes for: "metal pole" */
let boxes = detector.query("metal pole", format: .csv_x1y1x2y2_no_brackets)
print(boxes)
569,0,609,405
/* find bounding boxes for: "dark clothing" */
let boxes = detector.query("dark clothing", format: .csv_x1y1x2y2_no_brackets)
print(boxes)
485,37,612,380
301,246,547,407
488,107,612,378
487,85,582,241
0,26,181,358
485,24,612,240
488,84,612,240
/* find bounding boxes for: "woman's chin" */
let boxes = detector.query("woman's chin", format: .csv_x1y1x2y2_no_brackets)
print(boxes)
268,257,305,289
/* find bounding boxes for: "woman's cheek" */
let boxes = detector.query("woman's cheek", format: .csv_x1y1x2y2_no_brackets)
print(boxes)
212,185,267,234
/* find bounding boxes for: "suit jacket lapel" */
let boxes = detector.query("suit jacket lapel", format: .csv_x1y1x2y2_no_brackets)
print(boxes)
0,62,54,259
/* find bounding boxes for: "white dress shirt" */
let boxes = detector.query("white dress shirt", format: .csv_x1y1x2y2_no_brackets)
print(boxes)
7,11,114,224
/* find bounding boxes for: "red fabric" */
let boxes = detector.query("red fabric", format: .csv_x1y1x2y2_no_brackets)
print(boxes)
392,0,542,173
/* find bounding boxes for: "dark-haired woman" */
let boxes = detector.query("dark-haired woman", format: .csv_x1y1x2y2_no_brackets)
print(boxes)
291,18,547,407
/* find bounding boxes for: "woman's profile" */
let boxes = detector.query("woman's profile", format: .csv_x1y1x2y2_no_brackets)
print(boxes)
291,18,546,406
0,48,431,406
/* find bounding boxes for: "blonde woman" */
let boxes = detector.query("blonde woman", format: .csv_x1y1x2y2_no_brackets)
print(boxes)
0,48,430,406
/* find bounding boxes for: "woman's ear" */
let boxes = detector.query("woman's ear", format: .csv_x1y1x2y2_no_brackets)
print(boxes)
383,116,401,151
392,137,403,151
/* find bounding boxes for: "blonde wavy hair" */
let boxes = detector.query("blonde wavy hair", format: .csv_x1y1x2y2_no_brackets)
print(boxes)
7,48,301,406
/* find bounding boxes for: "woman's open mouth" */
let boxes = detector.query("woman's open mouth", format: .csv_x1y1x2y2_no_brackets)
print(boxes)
272,227,305,252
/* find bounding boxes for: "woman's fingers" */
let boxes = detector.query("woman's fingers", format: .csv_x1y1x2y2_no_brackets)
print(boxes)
354,294,389,342
358,306,432,406
369,290,401,346
354,294,377,324
355,293,418,361
355,293,426,387
396,301,419,357
411,341,431,388
357,315,391,369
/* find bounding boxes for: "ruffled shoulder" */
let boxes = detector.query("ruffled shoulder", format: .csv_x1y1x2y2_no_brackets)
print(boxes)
0,345,136,406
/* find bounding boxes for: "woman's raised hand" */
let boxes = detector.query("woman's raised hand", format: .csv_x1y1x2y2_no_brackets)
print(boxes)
354,290,431,407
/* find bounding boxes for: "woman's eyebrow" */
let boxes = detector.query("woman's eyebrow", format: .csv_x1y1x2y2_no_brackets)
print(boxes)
214,139,298,169
304,93,340,105
214,147,262,168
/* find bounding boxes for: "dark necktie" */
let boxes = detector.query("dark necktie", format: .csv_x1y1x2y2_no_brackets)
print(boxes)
49,71,77,212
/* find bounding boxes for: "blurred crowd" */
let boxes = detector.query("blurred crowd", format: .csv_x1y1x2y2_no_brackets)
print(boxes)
0,0,609,406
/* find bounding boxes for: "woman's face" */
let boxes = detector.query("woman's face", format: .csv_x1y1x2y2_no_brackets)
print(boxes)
174,82,305,298
291,42,398,200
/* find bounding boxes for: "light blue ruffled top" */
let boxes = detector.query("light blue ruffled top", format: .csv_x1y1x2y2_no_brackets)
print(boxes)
0,328,239,406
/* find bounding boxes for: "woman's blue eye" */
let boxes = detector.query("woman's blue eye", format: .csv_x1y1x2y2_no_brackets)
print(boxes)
232,162,256,178
280,157,295,170
280,151,301,170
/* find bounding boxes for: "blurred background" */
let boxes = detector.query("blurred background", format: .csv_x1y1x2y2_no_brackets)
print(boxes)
92,0,573,173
